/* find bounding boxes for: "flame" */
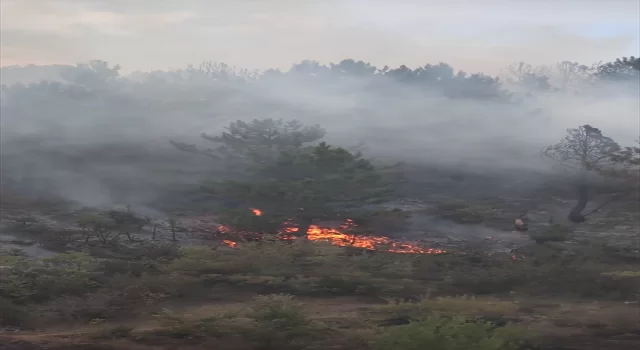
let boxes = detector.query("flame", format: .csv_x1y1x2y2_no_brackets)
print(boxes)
222,240,237,248
218,209,445,255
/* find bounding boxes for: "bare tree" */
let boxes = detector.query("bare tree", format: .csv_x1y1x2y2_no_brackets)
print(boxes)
106,207,150,242
543,125,622,223
167,218,178,242
77,214,122,245
504,62,552,91
552,61,594,91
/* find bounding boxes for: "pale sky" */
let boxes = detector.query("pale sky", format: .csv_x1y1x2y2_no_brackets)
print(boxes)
1,0,639,75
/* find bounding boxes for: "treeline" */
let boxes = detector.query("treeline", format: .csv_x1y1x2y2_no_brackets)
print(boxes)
1,56,638,106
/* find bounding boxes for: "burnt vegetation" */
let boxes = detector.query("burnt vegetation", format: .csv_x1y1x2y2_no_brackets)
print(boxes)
0,56,639,350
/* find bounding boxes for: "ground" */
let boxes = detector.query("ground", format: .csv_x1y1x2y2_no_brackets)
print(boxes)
1,294,639,350
0,177,638,350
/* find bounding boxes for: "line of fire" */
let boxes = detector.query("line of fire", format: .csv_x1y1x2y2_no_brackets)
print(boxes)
216,207,446,255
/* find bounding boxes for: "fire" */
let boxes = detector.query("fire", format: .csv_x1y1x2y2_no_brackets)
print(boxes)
222,239,237,248
217,210,445,255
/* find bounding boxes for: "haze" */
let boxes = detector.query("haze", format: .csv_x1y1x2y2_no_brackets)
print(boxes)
0,0,638,211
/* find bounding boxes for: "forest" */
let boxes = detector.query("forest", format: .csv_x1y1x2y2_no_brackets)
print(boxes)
0,55,639,350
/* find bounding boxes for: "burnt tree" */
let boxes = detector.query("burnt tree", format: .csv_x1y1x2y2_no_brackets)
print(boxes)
543,125,621,223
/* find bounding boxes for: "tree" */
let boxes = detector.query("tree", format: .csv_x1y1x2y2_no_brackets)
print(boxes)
288,60,332,80
59,60,121,92
105,207,150,242
205,142,397,237
170,118,325,176
595,56,640,85
504,61,552,92
596,139,640,184
543,125,622,222
77,214,122,245
552,61,593,91
329,59,377,77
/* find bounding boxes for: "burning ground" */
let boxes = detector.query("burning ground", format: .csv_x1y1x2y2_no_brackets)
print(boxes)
215,208,446,254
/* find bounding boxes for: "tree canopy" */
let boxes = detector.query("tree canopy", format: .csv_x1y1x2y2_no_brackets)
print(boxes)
170,118,325,176
205,141,397,237
596,139,640,184
596,56,640,82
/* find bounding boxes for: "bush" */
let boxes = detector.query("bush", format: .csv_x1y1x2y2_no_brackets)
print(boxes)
529,224,572,244
0,252,103,304
246,294,326,349
106,273,193,307
372,316,521,350
0,296,33,328
38,293,116,324
248,294,310,330
153,308,231,339
435,200,500,224
378,296,518,321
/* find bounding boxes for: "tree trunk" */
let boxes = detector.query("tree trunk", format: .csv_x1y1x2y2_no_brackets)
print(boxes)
568,183,588,223
152,224,157,240
294,218,313,239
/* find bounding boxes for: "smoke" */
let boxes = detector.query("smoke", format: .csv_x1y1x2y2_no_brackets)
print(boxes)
0,1,638,212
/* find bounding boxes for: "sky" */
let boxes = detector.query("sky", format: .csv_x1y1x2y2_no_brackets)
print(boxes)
1,0,639,75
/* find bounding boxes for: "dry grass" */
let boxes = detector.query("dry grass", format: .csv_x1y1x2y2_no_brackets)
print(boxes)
376,295,519,318
1,295,638,350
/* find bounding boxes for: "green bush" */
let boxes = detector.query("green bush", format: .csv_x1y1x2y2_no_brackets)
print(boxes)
246,294,325,349
153,308,230,338
372,316,521,350
248,294,310,330
0,252,103,304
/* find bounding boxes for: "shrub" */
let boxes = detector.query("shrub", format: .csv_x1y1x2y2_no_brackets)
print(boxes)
0,252,102,304
372,316,521,350
38,293,116,324
0,296,33,328
529,224,572,244
435,200,500,224
246,294,325,349
248,294,309,330
153,308,230,338
77,214,121,245
378,296,518,321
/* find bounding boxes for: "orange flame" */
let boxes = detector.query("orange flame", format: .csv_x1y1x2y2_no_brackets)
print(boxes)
222,240,237,248
218,209,445,255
